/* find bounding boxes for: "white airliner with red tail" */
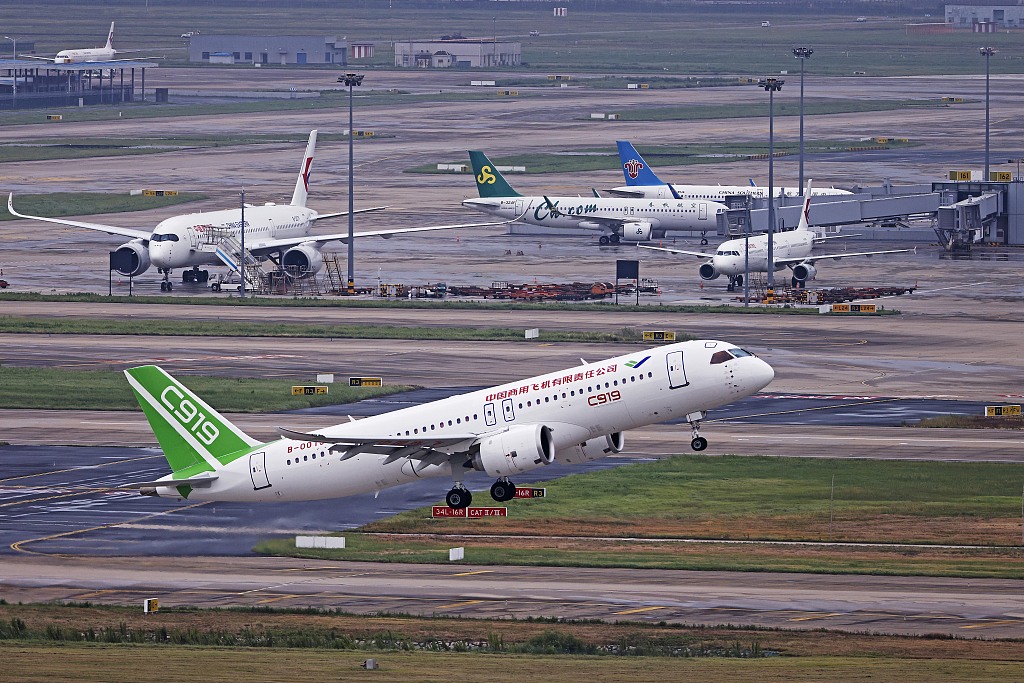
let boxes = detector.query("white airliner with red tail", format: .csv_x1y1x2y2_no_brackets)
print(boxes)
121,340,774,508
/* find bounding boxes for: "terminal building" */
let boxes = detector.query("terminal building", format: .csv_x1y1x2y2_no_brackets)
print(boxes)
394,40,521,68
187,35,348,65
945,4,1024,28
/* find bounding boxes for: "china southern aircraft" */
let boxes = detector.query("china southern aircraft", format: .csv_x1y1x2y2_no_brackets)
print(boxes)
121,339,773,508
610,141,853,201
641,181,912,291
20,22,156,64
8,131,510,290
463,151,727,245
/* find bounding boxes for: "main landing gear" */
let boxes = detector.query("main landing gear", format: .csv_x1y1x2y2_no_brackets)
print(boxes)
159,268,173,292
598,234,621,246
725,274,744,293
182,267,210,284
688,411,708,451
446,485,472,509
490,478,517,502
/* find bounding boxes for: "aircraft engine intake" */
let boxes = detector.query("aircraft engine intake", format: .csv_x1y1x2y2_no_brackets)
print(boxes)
621,221,653,243
281,244,323,278
113,240,151,277
698,262,720,281
556,432,624,465
791,262,817,282
470,424,555,477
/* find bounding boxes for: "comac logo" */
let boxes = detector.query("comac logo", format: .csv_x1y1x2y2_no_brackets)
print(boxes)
623,159,644,179
160,385,221,446
477,165,497,185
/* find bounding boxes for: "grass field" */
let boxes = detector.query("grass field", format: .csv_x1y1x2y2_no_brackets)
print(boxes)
0,316,662,343
258,455,1024,577
0,603,1022,683
0,192,207,220
0,367,406,412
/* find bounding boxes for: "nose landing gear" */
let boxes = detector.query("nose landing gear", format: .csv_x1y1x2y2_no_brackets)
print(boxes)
687,411,708,451
158,268,173,292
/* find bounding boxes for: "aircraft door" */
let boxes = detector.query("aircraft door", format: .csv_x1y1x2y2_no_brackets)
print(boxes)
249,452,271,490
699,202,708,220
666,351,690,389
501,398,516,422
186,226,200,249
515,200,524,215
484,402,497,427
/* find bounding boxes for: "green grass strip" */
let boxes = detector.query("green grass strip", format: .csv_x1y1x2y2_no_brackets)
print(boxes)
0,316,669,343
1,192,208,221
0,367,407,412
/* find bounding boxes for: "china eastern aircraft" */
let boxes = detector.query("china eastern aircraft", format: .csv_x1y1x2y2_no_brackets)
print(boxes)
20,22,156,64
120,340,773,508
8,131,511,290
610,141,853,201
463,151,728,245
641,180,913,291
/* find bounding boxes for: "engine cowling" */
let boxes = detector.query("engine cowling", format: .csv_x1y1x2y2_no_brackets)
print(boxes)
620,221,653,243
113,240,151,277
556,432,624,465
698,262,720,281
791,262,817,283
470,424,555,477
281,244,323,278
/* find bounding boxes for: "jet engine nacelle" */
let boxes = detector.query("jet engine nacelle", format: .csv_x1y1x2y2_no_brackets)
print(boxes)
556,432,624,465
470,424,555,477
113,240,151,277
791,262,817,282
620,221,653,243
698,262,720,281
281,244,323,278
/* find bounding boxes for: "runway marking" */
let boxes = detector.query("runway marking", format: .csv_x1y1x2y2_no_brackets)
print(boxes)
257,594,300,605
72,589,119,600
712,397,902,423
960,619,1021,630
788,612,845,622
451,570,494,577
613,606,667,615
9,501,210,556
436,599,485,610
0,454,163,484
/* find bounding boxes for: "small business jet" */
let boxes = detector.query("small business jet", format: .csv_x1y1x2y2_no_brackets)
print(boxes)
120,339,774,508
641,181,913,290
20,23,157,64
8,131,512,290
463,151,728,245
610,141,852,201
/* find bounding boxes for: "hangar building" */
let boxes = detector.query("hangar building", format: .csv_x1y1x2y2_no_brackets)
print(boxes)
394,40,521,68
188,35,348,65
945,4,1024,28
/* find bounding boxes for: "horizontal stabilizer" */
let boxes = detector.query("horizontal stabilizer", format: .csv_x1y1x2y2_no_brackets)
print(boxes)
114,474,219,490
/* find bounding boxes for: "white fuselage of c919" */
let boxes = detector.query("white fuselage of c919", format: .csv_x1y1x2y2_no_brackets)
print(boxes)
711,228,815,277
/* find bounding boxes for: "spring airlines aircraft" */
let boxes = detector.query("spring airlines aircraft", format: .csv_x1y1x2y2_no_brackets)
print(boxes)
641,181,913,291
463,151,728,245
8,131,511,290
121,341,773,508
610,141,853,201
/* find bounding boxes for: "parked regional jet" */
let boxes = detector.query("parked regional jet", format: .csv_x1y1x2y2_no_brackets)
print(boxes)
610,141,853,201
641,181,913,290
20,23,156,64
8,131,511,290
463,151,727,245
120,339,774,508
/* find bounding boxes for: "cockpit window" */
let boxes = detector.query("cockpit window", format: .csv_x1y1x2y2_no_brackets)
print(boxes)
730,348,752,357
151,233,179,242
710,350,733,365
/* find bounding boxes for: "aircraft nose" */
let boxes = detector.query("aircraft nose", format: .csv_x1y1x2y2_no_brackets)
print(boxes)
750,357,775,391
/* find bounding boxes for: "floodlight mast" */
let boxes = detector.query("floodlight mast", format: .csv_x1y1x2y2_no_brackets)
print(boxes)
792,47,813,193
979,47,996,181
342,72,364,295
758,77,784,301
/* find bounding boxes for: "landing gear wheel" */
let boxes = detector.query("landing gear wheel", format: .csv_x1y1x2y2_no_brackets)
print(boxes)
610,233,621,244
691,436,708,451
446,487,472,509
160,282,167,292
166,281,173,292
599,235,610,246
700,238,709,246
200,269,209,284
490,479,516,502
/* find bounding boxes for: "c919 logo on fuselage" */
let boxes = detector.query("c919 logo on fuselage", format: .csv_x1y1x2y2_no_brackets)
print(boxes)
161,385,220,446
588,389,622,407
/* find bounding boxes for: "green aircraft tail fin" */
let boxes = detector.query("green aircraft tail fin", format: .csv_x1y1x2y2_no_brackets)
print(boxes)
468,151,521,198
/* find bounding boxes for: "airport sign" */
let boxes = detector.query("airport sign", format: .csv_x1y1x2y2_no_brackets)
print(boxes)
985,405,1021,417
514,487,547,499
643,331,676,342
948,170,972,181
432,506,508,518
349,377,383,387
831,303,877,314
292,385,328,395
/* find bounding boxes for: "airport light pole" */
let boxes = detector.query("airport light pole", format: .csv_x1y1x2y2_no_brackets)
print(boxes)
792,47,812,194
4,36,16,107
980,47,996,181
758,76,784,301
342,72,364,295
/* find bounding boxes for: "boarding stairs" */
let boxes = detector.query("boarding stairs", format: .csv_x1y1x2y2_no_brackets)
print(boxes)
197,229,268,293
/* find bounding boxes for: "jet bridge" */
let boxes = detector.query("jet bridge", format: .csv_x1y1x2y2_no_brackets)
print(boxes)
934,192,1001,252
